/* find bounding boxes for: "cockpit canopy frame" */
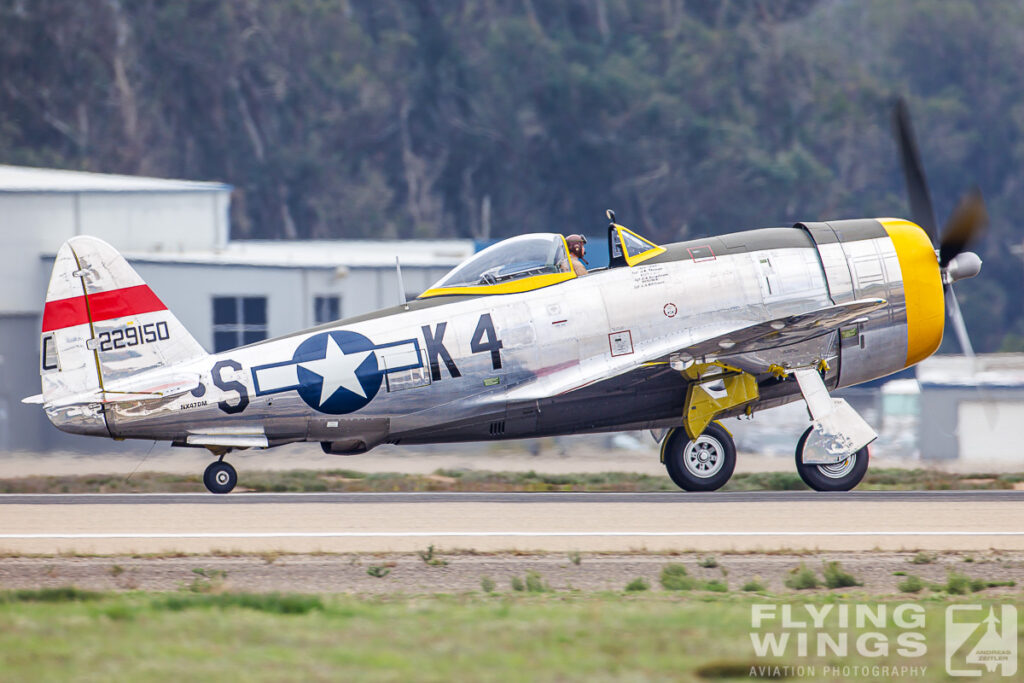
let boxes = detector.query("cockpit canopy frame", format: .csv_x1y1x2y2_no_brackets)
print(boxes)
417,225,666,299
419,233,575,298
608,223,666,267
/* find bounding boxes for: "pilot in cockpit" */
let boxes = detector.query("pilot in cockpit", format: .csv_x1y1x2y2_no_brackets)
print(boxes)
560,234,588,276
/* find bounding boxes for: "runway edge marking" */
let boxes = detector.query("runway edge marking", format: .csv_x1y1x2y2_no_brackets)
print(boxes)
3,531,1024,539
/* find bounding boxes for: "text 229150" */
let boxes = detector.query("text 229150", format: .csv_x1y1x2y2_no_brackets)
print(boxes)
97,322,170,351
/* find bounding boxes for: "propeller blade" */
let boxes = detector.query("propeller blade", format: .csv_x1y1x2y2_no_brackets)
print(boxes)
939,188,988,267
892,98,939,241
944,282,975,357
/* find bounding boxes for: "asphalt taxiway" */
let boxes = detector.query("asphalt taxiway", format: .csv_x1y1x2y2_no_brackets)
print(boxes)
2,491,1023,554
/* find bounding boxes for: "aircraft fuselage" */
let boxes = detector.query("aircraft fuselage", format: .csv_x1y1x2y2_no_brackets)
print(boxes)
50,218,935,454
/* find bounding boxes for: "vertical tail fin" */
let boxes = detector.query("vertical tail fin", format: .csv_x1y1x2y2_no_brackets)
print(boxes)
38,236,207,405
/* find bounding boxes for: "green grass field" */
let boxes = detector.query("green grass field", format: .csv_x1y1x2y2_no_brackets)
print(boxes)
2,467,1023,494
1,588,1021,681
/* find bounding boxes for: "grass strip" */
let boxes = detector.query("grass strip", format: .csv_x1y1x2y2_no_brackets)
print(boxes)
0,590,1017,681
1,467,1023,494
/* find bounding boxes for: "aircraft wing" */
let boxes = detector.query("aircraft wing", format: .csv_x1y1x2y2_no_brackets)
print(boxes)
505,297,886,402
675,297,886,359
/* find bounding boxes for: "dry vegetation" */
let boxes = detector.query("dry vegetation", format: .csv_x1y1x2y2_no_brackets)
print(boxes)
2,467,1023,494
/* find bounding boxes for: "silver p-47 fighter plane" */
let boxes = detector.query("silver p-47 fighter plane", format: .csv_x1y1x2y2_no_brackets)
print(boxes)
25,103,986,493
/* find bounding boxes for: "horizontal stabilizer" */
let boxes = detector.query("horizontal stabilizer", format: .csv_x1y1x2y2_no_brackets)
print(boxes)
34,373,201,408
104,373,201,398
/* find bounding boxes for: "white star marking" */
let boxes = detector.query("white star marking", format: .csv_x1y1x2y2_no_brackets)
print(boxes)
298,335,373,406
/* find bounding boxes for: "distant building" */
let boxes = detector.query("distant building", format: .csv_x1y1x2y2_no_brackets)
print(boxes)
0,165,473,452
916,354,1024,462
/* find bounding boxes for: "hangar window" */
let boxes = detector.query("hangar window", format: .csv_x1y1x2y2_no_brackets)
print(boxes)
314,295,341,325
419,233,576,298
213,296,267,351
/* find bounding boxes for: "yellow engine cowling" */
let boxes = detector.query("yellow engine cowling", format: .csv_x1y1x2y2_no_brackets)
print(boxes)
878,218,944,367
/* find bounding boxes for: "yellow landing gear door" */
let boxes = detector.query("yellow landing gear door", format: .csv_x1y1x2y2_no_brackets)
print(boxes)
682,364,759,440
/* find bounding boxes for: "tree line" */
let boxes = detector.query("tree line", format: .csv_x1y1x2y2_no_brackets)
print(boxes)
2,0,1022,351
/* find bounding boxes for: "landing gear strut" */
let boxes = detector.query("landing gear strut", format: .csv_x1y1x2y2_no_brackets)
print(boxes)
203,459,237,494
794,426,869,492
662,422,737,492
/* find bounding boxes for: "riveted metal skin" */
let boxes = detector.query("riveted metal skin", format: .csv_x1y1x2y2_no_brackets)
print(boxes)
33,218,937,453
797,219,912,388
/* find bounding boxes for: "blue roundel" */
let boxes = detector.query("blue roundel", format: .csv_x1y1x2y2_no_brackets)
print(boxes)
292,331,382,414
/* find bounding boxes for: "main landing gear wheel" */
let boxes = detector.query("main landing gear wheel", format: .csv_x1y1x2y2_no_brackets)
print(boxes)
663,422,736,492
203,460,237,494
794,426,869,492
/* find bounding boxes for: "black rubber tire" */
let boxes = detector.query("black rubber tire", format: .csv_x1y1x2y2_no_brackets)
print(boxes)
203,461,237,494
663,423,737,492
794,426,869,492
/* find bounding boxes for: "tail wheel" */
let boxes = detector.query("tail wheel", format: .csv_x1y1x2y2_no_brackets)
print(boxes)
203,461,237,494
794,426,869,492
663,422,736,492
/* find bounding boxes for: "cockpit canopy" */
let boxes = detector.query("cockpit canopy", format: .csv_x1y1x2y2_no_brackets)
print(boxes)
417,224,666,298
420,233,574,297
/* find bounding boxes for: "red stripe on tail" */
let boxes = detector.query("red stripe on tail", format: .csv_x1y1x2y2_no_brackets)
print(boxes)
41,297,89,333
42,285,167,332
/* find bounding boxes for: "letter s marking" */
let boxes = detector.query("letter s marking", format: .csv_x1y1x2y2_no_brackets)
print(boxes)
212,359,250,415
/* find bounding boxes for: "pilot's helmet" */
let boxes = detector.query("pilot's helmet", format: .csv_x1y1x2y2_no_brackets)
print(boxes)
566,234,587,258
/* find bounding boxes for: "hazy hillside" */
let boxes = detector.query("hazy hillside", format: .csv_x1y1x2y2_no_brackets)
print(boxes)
2,0,1022,350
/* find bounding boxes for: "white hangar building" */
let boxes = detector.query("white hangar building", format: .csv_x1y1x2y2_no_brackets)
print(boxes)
0,165,473,452
916,354,1024,462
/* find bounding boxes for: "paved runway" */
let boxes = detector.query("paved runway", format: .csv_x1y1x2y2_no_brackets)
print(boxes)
2,491,1023,554
3,491,1024,505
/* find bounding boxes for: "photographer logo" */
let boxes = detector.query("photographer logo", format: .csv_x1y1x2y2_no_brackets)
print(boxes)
945,605,1017,677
